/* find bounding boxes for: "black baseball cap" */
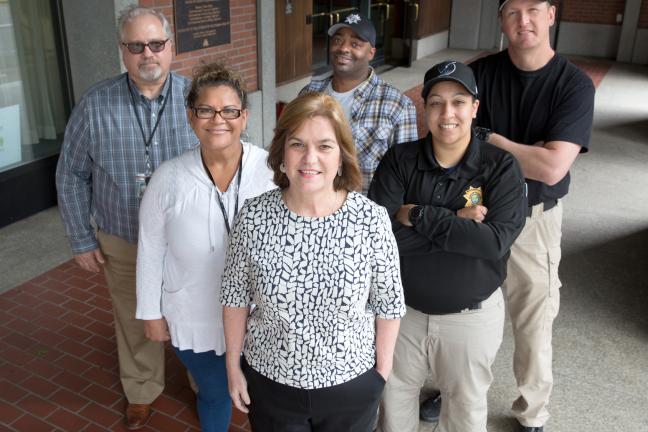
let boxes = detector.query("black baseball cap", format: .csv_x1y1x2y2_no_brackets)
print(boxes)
421,60,479,100
328,12,376,47
499,0,551,11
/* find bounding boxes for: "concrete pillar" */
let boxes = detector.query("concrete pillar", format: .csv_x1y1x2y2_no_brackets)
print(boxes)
477,0,500,50
115,0,137,74
256,0,277,148
60,0,126,102
617,0,641,62
449,0,483,50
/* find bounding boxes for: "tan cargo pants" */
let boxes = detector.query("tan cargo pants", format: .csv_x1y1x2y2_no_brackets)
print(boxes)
97,231,164,404
504,200,563,427
379,288,504,432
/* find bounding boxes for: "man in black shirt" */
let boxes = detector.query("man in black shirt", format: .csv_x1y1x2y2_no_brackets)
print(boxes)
469,1,595,431
370,60,526,432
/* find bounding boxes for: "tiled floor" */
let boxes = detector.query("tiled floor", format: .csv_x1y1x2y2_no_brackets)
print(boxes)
0,260,251,432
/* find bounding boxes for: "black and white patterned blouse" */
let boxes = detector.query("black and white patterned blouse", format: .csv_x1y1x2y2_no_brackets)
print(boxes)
221,188,405,389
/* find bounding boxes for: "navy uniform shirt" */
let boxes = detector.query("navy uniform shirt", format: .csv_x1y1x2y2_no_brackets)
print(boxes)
369,134,527,314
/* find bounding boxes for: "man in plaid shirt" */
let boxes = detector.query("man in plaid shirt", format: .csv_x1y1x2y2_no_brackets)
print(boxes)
300,12,417,194
55,6,196,430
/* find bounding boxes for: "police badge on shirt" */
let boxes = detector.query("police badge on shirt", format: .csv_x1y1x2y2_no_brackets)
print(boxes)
463,186,483,207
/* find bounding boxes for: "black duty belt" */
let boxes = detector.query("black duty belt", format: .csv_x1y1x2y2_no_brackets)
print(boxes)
526,199,558,217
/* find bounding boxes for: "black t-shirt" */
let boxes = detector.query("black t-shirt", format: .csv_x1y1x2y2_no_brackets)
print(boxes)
470,50,595,205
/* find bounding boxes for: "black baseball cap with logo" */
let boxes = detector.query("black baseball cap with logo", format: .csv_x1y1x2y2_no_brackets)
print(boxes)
328,12,376,47
499,0,551,11
421,60,479,100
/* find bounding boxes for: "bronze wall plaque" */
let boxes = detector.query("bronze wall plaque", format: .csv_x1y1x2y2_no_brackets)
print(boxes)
173,0,231,54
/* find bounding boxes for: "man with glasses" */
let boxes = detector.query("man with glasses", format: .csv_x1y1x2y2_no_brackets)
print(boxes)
56,5,196,430
300,12,417,194
469,1,595,430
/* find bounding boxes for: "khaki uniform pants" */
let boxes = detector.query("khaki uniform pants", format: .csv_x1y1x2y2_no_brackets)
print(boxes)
97,231,164,404
504,201,562,427
379,288,504,432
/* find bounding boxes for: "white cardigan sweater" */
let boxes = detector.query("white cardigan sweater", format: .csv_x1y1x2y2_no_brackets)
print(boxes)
136,142,275,354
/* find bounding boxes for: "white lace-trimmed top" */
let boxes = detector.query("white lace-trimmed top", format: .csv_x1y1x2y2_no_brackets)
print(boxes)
221,189,405,389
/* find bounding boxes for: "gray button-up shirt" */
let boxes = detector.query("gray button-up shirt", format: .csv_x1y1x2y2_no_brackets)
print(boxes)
56,72,198,253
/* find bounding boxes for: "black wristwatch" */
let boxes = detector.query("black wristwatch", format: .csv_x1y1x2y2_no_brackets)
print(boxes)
474,127,492,142
408,205,424,227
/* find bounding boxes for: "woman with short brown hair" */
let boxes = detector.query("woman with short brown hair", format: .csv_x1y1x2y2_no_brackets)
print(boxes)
266,92,362,192
221,92,405,431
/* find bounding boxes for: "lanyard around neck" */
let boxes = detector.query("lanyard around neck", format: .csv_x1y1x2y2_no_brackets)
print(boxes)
127,75,173,173
200,146,244,236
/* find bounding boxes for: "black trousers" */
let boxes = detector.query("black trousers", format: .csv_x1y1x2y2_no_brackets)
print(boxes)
242,358,385,432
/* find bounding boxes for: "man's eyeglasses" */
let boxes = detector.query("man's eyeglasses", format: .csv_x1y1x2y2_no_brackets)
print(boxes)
192,107,242,120
121,39,169,54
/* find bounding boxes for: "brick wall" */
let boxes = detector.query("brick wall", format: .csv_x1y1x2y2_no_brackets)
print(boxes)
139,0,258,92
558,0,626,25
639,0,648,28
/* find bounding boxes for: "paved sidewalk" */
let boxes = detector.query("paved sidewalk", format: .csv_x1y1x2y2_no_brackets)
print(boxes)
0,260,251,432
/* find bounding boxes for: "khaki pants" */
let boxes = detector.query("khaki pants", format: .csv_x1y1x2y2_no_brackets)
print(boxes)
504,201,563,427
97,231,164,404
380,288,504,432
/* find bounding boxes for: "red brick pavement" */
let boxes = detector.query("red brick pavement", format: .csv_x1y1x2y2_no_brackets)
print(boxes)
0,260,251,432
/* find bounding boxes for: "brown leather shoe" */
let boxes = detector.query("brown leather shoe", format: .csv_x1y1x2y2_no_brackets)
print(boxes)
125,403,151,430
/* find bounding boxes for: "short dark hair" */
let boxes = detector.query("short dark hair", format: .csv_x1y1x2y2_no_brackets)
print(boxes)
186,62,248,110
267,92,362,192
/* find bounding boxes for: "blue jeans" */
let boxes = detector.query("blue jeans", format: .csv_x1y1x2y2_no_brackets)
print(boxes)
174,347,231,432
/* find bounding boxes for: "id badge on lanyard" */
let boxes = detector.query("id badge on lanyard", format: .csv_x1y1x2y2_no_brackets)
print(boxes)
135,159,153,199
128,76,171,199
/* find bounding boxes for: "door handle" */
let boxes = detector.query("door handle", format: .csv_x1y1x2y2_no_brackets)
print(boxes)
306,12,334,26
402,0,420,22
370,2,391,21
331,6,360,23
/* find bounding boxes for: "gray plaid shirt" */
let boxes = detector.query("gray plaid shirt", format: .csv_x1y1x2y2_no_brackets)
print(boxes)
300,68,418,194
56,72,198,253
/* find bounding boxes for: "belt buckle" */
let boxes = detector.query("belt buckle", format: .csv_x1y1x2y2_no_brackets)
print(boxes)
460,302,482,313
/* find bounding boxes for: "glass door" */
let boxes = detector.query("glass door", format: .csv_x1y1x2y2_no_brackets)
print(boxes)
0,0,70,172
0,0,72,227
369,1,391,65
